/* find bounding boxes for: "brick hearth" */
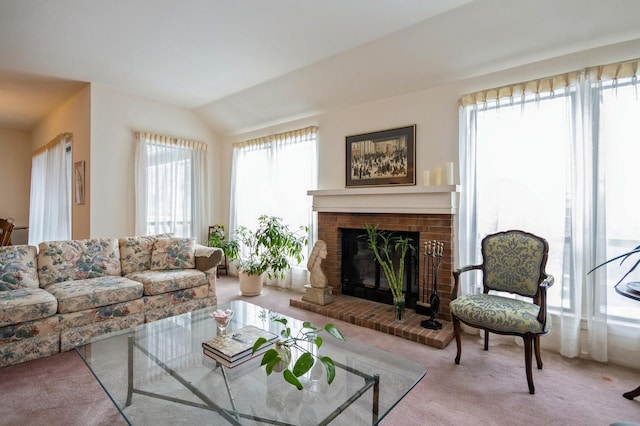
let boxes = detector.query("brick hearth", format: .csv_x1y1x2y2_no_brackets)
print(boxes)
290,293,453,349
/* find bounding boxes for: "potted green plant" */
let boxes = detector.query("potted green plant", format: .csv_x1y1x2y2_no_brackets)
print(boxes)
207,224,240,273
232,215,308,296
252,317,345,390
364,223,415,322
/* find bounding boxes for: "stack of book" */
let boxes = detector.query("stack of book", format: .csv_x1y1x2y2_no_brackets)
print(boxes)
202,324,279,368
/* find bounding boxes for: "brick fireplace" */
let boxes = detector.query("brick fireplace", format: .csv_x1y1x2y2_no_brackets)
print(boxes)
307,186,458,322
317,211,454,322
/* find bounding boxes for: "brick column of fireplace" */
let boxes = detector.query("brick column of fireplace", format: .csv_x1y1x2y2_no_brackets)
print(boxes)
317,211,454,322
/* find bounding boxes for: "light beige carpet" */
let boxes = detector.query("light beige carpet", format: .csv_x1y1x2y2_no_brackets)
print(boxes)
216,276,640,426
1,276,639,425
0,350,127,426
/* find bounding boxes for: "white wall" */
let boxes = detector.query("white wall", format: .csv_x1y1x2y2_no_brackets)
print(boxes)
316,83,459,189
0,128,31,243
90,85,222,241
33,85,91,239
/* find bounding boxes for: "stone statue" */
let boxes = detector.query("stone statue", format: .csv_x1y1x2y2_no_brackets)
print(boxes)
307,240,328,288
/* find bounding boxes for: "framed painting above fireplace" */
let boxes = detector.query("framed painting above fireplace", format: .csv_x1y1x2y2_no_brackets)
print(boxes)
346,125,416,187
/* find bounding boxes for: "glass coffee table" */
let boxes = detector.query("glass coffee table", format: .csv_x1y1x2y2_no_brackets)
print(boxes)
76,300,426,425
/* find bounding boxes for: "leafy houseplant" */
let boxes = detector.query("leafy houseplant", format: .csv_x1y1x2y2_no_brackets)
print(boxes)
229,215,308,296
588,244,640,285
233,215,308,279
207,224,240,261
364,224,415,321
252,318,345,390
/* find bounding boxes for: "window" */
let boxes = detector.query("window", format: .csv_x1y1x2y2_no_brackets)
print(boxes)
28,133,72,245
230,126,318,289
472,93,574,311
459,62,640,363
597,80,640,318
135,132,208,243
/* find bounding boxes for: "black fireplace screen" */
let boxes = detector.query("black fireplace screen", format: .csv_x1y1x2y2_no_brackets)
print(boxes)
340,228,419,308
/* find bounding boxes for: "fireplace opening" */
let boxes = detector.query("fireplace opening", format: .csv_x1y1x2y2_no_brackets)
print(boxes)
340,228,420,308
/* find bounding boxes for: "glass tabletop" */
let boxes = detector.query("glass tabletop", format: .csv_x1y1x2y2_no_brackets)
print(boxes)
76,300,426,425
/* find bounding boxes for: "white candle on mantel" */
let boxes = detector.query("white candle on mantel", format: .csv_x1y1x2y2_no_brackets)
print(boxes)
446,162,454,185
423,170,430,186
432,167,442,186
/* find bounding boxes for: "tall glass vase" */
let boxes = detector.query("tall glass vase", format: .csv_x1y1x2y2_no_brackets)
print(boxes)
393,296,406,323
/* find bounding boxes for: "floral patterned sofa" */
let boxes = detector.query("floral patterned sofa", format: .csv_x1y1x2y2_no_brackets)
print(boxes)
0,235,222,367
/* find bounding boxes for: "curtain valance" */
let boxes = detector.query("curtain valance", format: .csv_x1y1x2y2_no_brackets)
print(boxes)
135,132,207,152
459,58,640,107
586,59,640,81
33,132,72,157
233,126,318,150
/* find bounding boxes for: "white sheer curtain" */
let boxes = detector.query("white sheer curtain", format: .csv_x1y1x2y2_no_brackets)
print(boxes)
230,126,318,290
28,133,71,245
590,71,640,367
459,60,640,365
135,132,209,243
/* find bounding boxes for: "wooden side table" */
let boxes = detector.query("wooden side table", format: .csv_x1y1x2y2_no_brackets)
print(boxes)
614,282,640,400
216,256,228,278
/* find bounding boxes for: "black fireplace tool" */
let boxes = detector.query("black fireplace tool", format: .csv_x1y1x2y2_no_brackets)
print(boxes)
421,240,443,330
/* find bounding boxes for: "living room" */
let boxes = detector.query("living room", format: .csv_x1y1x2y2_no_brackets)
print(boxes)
1,1,640,424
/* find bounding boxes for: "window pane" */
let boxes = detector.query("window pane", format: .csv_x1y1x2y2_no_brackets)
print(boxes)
233,134,317,267
145,143,192,237
475,95,572,309
599,81,640,318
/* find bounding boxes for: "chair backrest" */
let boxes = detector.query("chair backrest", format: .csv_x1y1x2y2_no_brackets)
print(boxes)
0,219,14,246
481,230,549,297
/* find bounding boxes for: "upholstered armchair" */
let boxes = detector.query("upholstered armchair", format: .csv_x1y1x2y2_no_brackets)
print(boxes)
450,230,554,394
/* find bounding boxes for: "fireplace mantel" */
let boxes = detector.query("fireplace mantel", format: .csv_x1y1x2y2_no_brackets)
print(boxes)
308,185,459,215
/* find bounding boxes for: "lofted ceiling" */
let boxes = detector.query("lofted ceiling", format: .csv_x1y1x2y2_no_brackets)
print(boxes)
2,0,640,136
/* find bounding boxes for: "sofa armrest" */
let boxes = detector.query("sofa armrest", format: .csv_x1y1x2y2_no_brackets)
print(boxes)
194,245,223,272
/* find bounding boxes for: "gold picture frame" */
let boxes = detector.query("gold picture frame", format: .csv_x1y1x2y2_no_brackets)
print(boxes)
346,125,416,187
74,161,85,205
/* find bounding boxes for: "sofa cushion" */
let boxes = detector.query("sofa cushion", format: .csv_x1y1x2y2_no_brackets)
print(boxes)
57,297,146,329
0,245,40,291
0,331,60,368
0,316,58,345
60,313,145,352
118,233,173,275
44,276,143,314
37,238,122,287
150,237,196,270
0,288,58,327
143,284,210,311
126,269,206,296
144,295,216,323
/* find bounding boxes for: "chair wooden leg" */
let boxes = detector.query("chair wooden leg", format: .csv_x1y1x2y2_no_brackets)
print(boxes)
483,329,489,351
523,335,535,394
534,335,543,370
623,385,640,400
452,316,462,365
